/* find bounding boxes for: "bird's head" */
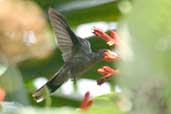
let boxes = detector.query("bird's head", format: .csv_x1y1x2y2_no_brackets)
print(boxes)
96,49,107,59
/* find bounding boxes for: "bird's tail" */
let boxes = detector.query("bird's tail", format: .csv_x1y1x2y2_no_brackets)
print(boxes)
32,69,69,102
32,84,50,103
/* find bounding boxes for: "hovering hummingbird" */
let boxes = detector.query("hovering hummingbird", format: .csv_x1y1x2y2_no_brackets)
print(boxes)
32,8,106,102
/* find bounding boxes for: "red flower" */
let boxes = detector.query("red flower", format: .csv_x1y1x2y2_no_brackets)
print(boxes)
92,27,122,86
93,27,122,47
0,88,5,102
80,91,93,111
103,49,120,61
97,66,119,85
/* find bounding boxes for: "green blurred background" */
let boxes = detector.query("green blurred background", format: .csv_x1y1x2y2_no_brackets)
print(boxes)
0,0,170,114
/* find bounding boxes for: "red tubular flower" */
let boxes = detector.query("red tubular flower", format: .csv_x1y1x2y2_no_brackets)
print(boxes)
110,31,124,48
103,49,120,61
0,88,5,102
92,27,114,43
93,27,121,85
97,66,119,85
80,91,93,111
93,26,122,47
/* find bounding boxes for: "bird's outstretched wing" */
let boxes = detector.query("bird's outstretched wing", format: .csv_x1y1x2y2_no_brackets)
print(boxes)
48,8,80,62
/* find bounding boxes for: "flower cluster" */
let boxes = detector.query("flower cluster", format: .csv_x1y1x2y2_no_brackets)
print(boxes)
80,27,122,110
93,27,121,85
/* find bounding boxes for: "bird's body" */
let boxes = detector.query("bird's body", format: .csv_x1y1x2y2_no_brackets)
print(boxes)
32,8,105,102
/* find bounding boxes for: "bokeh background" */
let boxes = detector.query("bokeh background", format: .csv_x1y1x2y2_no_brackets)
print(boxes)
0,0,170,114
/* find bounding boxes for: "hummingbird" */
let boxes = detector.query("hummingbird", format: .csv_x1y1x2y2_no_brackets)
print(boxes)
32,8,105,102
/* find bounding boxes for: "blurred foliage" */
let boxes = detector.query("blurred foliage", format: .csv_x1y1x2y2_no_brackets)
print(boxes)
1,93,126,114
0,0,52,62
118,0,171,114
0,0,170,114
34,0,121,27
0,65,29,105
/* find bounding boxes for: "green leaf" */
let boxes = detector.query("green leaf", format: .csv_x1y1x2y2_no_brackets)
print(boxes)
87,93,126,114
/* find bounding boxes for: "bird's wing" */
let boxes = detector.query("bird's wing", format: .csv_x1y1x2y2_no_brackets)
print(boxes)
48,8,79,62
78,37,92,54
